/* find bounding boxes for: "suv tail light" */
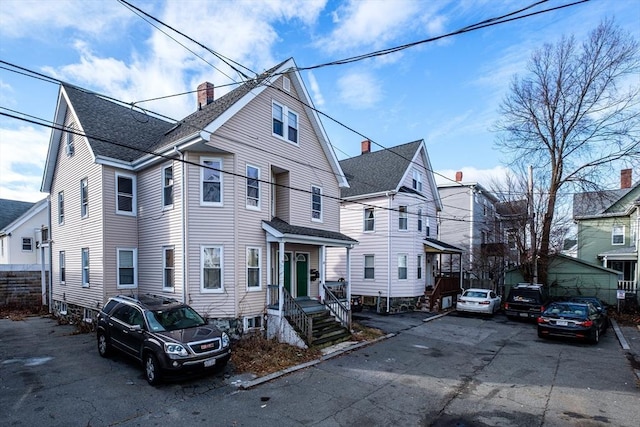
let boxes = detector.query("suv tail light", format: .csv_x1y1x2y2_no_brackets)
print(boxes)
504,303,509,309
577,319,593,327
537,317,548,324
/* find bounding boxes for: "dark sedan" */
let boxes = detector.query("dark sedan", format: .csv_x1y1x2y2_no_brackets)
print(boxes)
567,296,609,333
537,301,607,344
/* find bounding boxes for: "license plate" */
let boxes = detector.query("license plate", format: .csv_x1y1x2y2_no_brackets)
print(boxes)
519,313,528,317
556,320,568,326
204,358,216,367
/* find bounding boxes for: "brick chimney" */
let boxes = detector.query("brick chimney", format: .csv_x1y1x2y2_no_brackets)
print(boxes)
361,139,371,154
455,171,463,182
197,82,214,109
621,168,632,189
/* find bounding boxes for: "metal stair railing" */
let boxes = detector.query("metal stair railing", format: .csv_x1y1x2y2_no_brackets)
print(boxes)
282,287,313,344
322,282,351,329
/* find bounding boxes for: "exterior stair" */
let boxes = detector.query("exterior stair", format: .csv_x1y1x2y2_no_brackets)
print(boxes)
309,310,352,348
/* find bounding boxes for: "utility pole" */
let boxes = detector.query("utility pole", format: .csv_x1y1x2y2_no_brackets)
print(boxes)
529,165,538,284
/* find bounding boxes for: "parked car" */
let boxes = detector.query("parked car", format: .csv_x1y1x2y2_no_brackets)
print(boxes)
567,296,609,333
504,283,550,320
456,288,501,315
537,301,607,344
96,294,231,385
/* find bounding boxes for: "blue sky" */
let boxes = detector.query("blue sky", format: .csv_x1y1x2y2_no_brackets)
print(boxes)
1,0,639,202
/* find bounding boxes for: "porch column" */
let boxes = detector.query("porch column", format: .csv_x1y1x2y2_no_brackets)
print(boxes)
266,243,272,306
346,246,352,304
319,245,326,301
278,241,285,313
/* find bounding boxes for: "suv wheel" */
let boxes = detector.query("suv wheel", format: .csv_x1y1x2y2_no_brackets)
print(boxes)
591,328,600,345
97,332,111,357
145,353,162,385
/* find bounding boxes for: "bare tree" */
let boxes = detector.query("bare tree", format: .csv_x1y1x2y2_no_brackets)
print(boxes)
495,19,640,285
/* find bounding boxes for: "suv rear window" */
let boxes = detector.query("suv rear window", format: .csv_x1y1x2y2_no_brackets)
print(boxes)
508,290,542,304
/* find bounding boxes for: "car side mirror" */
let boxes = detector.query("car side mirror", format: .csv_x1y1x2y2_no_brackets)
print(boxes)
130,324,142,332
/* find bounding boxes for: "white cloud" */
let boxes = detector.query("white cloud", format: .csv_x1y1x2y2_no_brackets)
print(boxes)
0,125,50,202
306,71,325,107
337,71,381,109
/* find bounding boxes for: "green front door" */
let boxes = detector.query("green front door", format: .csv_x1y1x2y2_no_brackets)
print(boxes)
284,252,292,293
295,253,308,297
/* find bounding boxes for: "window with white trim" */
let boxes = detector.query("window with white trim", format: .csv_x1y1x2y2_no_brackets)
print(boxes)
163,247,175,289
65,128,74,157
364,208,375,231
202,246,223,292
117,248,137,289
311,186,322,221
612,225,625,245
364,255,375,279
246,165,260,209
201,157,223,206
59,251,66,284
417,255,423,279
82,248,90,287
244,315,263,330
399,206,408,230
247,247,261,289
116,173,136,215
58,191,64,224
22,237,32,251
272,101,299,144
81,178,88,218
398,254,407,280
412,169,423,192
163,165,173,208
417,208,423,232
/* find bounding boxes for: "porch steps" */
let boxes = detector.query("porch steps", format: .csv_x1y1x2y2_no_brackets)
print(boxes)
309,310,352,348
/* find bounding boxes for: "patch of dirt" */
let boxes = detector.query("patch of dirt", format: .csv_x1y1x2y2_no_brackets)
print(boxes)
608,308,640,326
0,305,48,321
351,321,386,342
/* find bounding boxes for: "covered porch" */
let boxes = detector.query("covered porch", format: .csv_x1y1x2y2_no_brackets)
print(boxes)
600,247,638,294
262,218,358,347
423,238,464,311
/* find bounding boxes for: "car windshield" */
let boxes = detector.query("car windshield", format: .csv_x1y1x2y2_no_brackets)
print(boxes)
145,306,206,332
545,303,587,317
464,291,488,298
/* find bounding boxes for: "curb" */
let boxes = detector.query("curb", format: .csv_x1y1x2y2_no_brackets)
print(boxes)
239,311,451,389
611,319,631,350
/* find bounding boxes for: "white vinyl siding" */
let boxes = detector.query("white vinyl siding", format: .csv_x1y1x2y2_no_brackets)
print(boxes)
201,245,223,293
246,164,260,210
116,173,136,216
117,248,137,289
247,247,261,290
201,157,223,206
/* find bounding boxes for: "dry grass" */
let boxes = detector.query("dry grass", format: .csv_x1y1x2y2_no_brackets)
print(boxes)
0,305,48,321
351,321,386,342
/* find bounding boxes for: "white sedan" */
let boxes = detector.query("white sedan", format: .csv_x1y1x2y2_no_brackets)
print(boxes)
456,288,502,315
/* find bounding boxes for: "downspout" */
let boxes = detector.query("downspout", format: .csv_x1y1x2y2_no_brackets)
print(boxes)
174,146,187,304
469,186,474,285
387,191,392,313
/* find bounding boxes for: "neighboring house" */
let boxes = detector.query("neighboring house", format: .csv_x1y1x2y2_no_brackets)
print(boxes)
505,254,621,305
573,169,639,295
40,58,357,344
0,198,49,266
438,173,506,290
327,139,463,313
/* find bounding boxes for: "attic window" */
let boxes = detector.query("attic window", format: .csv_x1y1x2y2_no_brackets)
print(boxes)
283,76,291,92
65,128,74,157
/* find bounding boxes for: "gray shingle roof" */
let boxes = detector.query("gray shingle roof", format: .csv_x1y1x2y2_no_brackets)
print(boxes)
572,184,638,218
0,199,35,230
339,140,422,198
263,217,357,243
62,84,174,162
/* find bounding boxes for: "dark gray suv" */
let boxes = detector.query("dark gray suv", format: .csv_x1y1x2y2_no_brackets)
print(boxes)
96,294,231,385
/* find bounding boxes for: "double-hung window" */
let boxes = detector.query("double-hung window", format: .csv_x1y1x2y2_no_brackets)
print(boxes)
272,101,299,144
398,254,408,280
117,248,137,289
412,169,423,192
58,191,64,224
163,165,173,208
364,208,375,231
417,255,423,279
163,247,174,289
82,248,90,287
399,206,408,230
612,225,625,245
247,247,261,290
202,246,223,292
364,255,375,279
246,165,260,209
81,178,88,218
22,238,32,251
59,251,66,284
311,186,322,221
201,157,223,206
116,173,136,215
417,208,423,232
